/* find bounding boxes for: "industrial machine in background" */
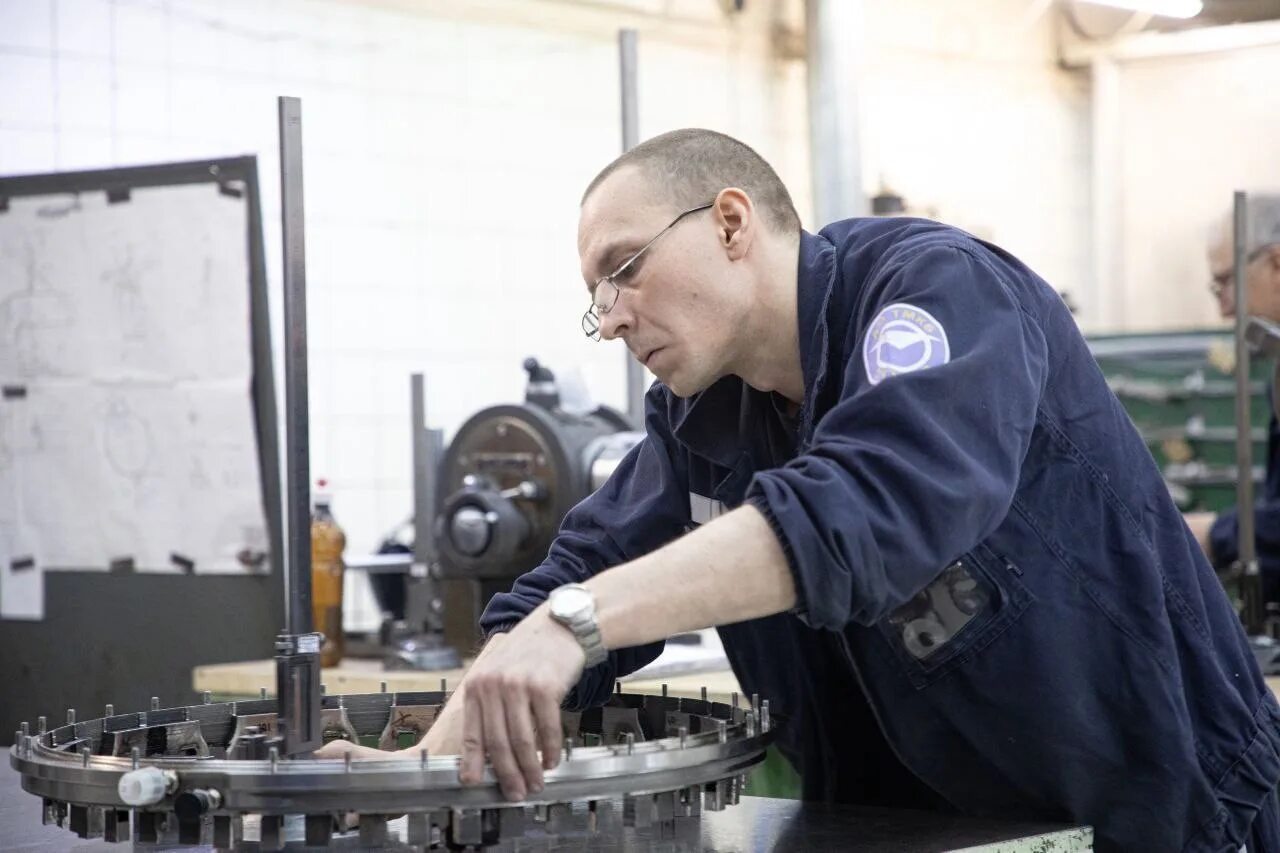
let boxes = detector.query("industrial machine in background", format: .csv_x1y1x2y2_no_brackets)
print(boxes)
435,358,642,652
372,358,644,665
373,25,652,666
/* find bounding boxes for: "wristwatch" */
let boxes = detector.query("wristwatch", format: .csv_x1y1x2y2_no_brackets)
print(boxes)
548,583,608,667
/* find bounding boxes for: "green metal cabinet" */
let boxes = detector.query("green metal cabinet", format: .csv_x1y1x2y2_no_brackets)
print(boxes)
1088,330,1272,512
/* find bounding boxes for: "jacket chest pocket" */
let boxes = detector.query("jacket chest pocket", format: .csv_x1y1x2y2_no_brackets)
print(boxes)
876,544,1033,690
686,454,752,532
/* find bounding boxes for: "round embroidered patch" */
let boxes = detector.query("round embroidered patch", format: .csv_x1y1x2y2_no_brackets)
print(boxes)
862,302,951,386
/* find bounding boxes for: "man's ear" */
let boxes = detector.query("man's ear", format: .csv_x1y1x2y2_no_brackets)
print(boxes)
713,188,755,261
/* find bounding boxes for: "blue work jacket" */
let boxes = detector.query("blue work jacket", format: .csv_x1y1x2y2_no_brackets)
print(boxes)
482,218,1280,852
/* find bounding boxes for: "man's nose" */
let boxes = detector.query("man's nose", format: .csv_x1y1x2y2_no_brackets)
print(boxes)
1219,288,1236,318
599,299,632,341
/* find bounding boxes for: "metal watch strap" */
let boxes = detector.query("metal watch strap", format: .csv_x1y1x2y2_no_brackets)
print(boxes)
564,611,607,668
574,624,607,668
551,586,608,668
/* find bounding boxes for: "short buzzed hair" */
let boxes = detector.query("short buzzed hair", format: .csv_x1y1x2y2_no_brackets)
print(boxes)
582,128,801,235
1211,194,1280,256
1244,195,1280,256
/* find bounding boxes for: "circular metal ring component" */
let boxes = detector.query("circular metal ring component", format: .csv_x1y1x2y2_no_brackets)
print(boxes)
11,689,772,849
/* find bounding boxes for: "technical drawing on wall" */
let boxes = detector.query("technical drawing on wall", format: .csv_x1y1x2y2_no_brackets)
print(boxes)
0,179,269,619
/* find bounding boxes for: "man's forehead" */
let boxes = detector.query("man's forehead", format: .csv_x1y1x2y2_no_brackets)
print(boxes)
1207,236,1234,271
1207,215,1235,267
578,168,667,267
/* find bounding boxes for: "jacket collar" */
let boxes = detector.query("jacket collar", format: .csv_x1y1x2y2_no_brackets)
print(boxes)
670,229,839,468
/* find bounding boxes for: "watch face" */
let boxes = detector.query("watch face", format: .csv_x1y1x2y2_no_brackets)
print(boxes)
551,586,592,620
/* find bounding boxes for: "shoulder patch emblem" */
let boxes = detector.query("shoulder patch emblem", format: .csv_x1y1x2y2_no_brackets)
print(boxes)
863,303,951,386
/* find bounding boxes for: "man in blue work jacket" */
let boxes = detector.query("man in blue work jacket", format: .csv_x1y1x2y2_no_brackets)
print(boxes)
1186,198,1280,608
327,131,1280,851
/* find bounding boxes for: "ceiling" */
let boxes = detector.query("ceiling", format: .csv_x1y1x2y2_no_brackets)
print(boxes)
1166,0,1280,27
1065,0,1280,38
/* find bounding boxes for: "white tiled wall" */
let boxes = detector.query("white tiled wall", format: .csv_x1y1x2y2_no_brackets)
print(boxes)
1115,43,1280,332
0,0,812,564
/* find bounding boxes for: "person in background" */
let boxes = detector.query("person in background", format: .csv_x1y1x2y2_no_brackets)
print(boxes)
1185,195,1280,606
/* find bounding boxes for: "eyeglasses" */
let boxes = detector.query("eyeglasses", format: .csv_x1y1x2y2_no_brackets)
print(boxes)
1210,245,1275,297
581,203,714,340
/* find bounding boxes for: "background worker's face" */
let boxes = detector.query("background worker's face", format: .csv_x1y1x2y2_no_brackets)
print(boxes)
577,167,756,397
1208,231,1280,321
1208,233,1236,317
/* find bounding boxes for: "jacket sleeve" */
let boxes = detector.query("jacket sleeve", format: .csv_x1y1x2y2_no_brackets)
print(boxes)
1208,502,1280,575
479,384,691,709
1209,409,1280,574
744,243,1049,630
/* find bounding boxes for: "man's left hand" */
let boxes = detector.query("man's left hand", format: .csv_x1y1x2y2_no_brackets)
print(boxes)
458,605,587,801
315,737,420,761
1184,511,1217,559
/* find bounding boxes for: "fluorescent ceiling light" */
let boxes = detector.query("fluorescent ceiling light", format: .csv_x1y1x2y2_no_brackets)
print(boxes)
1075,0,1204,18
